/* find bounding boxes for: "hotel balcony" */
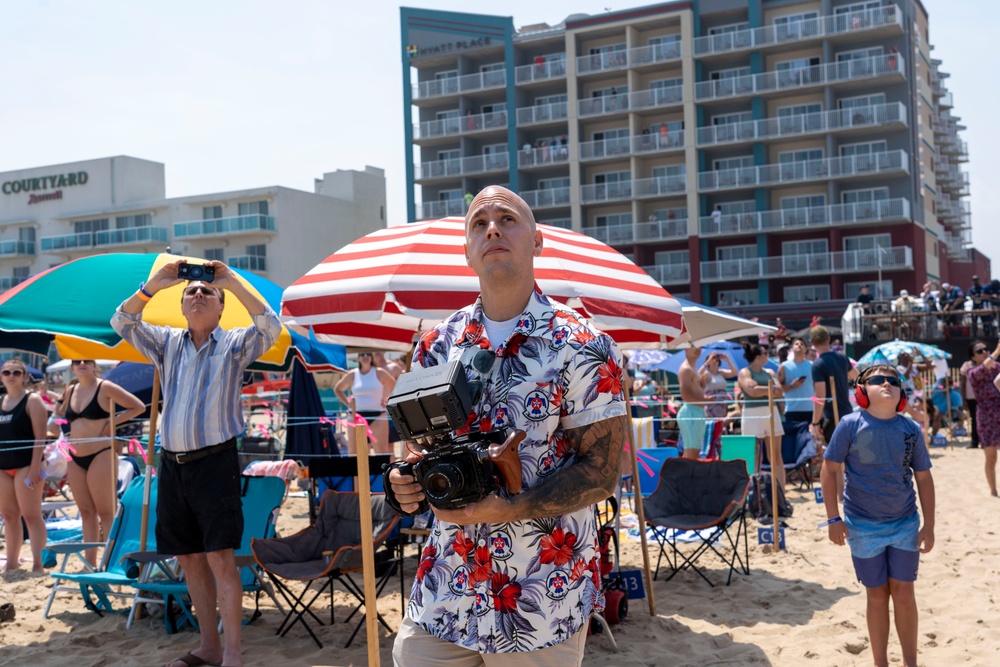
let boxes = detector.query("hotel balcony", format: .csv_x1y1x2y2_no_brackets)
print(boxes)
698,198,911,237
414,199,467,221
0,240,36,258
698,150,908,192
700,246,913,283
576,131,684,164
582,218,688,246
515,59,567,85
696,102,906,148
642,263,691,286
228,255,267,272
413,110,507,141
414,154,509,182
695,54,904,103
578,86,682,119
518,144,569,169
516,101,569,127
40,226,169,253
173,214,276,240
576,41,681,77
412,70,506,102
520,187,570,210
693,4,902,58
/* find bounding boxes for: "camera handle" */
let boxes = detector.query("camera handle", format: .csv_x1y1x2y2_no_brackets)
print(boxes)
381,461,430,517
488,430,526,495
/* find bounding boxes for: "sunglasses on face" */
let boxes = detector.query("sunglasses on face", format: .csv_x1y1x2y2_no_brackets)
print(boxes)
975,348,988,355
358,353,373,358
864,375,902,387
71,360,95,366
184,286,218,297
1,369,23,377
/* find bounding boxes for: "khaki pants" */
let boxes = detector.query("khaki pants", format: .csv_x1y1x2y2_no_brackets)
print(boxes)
392,616,587,667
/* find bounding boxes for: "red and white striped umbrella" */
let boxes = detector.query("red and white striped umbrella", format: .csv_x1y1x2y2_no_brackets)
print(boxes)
281,217,685,350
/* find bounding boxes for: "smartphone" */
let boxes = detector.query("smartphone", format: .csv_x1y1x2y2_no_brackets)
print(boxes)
177,263,216,282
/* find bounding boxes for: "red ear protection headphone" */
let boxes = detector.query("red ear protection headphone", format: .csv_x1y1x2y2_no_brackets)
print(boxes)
854,367,907,412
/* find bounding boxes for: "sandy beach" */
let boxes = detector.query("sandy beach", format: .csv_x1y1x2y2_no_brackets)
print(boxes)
2,441,998,667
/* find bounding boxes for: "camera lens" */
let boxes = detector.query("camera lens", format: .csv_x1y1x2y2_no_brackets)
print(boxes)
423,464,463,503
189,265,204,279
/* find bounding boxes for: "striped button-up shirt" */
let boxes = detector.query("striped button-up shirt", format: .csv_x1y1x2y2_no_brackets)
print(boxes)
111,305,281,453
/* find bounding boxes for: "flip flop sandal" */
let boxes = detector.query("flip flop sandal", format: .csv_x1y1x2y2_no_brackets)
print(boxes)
164,653,221,667
0,603,15,622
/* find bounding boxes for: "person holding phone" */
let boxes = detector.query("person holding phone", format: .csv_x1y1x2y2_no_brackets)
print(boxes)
779,337,814,423
0,359,48,572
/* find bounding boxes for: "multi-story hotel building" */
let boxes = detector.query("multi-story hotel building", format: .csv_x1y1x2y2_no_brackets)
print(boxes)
401,1,985,321
0,156,387,289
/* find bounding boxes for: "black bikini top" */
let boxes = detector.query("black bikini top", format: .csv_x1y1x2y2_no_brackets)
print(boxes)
65,381,111,422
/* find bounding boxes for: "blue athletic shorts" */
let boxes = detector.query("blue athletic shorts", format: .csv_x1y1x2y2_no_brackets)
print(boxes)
677,403,706,452
846,512,920,587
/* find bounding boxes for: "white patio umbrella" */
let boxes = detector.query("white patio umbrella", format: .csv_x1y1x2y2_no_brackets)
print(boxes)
669,299,777,348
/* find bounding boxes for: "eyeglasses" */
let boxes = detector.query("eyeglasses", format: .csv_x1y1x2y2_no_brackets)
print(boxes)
469,349,497,405
974,348,988,355
1,369,23,377
71,360,95,366
864,375,902,388
183,286,218,297
357,353,373,358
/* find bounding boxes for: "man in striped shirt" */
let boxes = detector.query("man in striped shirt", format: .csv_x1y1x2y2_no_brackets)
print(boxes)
111,260,280,667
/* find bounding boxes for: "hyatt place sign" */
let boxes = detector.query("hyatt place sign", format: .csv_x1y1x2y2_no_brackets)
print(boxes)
2,171,89,204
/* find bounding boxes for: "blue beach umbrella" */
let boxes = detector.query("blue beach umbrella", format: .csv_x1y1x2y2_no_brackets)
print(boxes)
856,340,950,369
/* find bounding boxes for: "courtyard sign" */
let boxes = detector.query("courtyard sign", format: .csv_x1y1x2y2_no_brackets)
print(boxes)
2,171,89,196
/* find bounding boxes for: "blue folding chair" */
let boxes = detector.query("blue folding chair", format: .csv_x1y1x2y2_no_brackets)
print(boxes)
622,446,681,510
44,476,158,618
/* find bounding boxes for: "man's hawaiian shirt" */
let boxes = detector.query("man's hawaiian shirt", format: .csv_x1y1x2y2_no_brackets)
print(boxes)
406,286,626,653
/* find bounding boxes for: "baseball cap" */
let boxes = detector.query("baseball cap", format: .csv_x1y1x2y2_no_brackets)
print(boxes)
900,289,909,296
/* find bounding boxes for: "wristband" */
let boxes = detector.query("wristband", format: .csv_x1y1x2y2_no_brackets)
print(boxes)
811,421,822,426
137,283,154,301
817,516,842,528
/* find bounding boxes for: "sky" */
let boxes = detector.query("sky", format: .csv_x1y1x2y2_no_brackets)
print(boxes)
1,0,996,268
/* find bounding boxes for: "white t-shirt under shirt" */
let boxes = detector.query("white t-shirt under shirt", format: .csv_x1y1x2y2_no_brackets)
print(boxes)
483,313,520,349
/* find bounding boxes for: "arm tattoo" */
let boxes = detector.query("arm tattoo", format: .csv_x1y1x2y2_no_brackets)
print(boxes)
513,414,627,520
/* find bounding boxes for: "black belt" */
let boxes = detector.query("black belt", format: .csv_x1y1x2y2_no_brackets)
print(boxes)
162,438,236,465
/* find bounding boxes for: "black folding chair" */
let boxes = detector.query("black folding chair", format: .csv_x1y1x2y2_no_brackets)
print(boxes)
306,455,391,523
250,491,399,648
643,458,751,587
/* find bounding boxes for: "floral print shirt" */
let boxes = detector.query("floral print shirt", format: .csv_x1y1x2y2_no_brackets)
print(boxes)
407,286,626,653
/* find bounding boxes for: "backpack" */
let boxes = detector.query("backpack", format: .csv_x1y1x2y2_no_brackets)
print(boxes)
746,472,793,524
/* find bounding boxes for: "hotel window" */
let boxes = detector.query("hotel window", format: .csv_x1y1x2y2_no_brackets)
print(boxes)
246,244,266,257
434,70,458,95
588,43,627,69
238,201,269,216
594,213,634,244
719,289,757,305
116,213,152,229
841,188,889,204
18,227,35,243
650,206,687,221
205,248,224,262
593,171,632,199
649,77,683,104
652,165,685,192
773,11,820,40
845,280,893,300
779,148,824,179
648,35,681,59
784,285,831,302
838,93,886,110
780,194,826,209
839,140,888,156
775,57,821,86
74,218,109,234
843,234,890,252
782,239,829,273
713,156,754,171
718,200,755,215
653,250,690,282
715,244,757,261
480,63,505,87
538,177,570,191
203,205,223,220
710,65,751,81
712,111,752,126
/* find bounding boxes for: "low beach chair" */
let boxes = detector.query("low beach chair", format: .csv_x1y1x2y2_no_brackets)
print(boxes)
43,475,157,618
125,475,288,634
644,458,751,587
251,491,400,648
760,421,817,491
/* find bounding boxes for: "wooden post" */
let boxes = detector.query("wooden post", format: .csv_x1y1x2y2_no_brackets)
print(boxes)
354,424,381,667
108,397,117,516
623,382,656,616
140,369,161,551
944,373,953,448
829,375,840,426
767,383,782,551
921,370,932,441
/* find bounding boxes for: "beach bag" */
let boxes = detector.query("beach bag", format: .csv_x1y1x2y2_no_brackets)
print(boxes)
746,472,793,523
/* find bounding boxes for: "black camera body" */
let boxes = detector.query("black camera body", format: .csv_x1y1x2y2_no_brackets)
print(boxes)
178,262,216,282
384,360,523,512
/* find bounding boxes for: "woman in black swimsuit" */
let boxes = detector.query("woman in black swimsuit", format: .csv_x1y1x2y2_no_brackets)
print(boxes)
0,359,48,572
54,360,144,565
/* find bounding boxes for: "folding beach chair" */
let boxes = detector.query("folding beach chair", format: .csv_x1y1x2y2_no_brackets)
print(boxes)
44,475,158,618
621,446,680,511
125,475,288,634
760,421,817,491
251,491,400,648
643,458,751,587
719,435,758,475
306,455,391,523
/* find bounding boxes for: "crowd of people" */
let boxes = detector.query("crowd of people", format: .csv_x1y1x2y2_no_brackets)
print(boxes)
857,276,1000,340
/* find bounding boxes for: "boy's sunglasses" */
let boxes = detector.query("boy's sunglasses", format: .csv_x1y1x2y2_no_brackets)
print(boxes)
864,375,902,387
1,369,23,377
974,347,988,354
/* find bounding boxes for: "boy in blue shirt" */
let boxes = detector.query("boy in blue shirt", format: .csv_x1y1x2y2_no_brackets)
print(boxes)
821,364,935,667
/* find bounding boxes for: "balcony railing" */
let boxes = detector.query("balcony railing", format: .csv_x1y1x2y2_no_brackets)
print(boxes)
415,199,468,221
579,137,632,161
173,214,276,239
516,101,569,126
515,59,567,84
699,199,911,236
576,41,681,75
413,70,506,101
578,86,682,118
642,263,691,285
693,4,901,57
415,154,509,180
520,187,570,209
41,226,169,252
697,102,906,147
228,255,267,272
700,246,913,282
0,240,36,257
583,218,688,245
695,54,904,102
633,175,686,198
518,144,569,168
581,181,632,204
414,110,508,140
698,150,908,191
539,218,572,230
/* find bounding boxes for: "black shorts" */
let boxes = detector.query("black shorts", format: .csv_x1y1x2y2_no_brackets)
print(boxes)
156,442,243,555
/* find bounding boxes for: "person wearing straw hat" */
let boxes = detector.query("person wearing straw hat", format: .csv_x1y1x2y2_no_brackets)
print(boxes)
388,186,627,666
112,261,280,667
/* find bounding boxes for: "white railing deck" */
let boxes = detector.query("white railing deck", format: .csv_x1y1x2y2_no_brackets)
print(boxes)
697,102,906,146
576,41,681,75
516,101,569,126
698,150,908,191
520,187,571,210
642,263,691,285
173,214,275,239
700,246,913,282
698,199,911,236
578,86,683,117
414,70,506,100
415,200,468,221
582,219,688,246
414,110,508,140
515,60,567,84
415,154,509,180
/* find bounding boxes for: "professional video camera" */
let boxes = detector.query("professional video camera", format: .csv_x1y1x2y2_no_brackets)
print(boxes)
382,360,523,513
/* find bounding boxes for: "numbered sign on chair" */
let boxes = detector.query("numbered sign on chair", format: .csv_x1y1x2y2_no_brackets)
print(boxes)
616,569,646,600
757,526,786,549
